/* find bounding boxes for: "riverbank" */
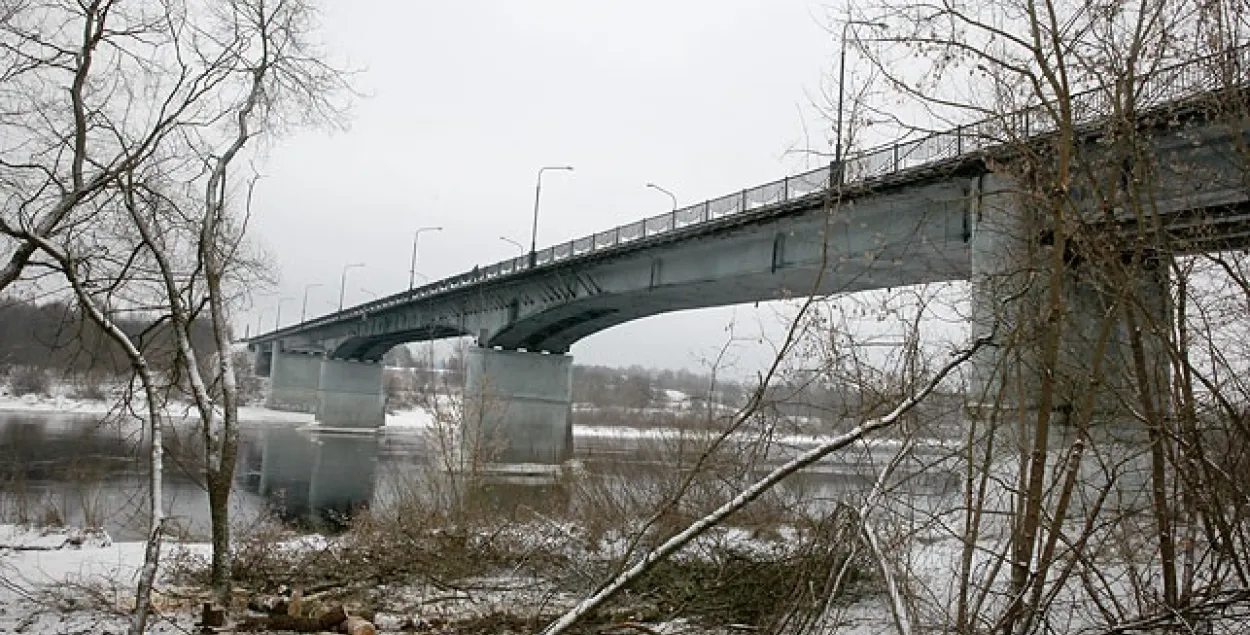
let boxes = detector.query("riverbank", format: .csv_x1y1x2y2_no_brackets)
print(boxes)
0,524,208,634
0,389,436,428
0,519,900,635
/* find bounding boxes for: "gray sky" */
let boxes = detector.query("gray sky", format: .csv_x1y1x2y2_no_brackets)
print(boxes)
248,0,846,372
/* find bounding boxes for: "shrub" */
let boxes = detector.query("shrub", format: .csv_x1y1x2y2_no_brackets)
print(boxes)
231,350,266,405
69,376,107,401
9,366,49,397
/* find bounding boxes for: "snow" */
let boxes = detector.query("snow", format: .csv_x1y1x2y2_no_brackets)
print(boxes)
0,525,112,551
0,393,113,416
237,405,316,424
0,531,208,635
382,406,436,429
0,390,437,430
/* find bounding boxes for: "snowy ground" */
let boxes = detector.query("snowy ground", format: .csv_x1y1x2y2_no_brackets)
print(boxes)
0,525,208,634
0,522,903,635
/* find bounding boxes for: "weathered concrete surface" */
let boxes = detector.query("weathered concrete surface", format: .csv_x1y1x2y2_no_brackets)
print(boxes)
246,112,1246,365
266,351,322,413
968,174,1171,417
463,347,573,464
316,358,385,428
252,343,274,378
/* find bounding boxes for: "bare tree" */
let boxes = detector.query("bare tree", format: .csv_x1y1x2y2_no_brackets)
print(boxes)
813,0,1250,632
0,0,350,627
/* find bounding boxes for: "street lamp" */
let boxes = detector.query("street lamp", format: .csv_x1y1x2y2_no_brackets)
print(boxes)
301,283,323,322
274,297,293,330
530,165,574,267
255,309,268,335
499,236,525,256
834,20,888,183
338,263,365,311
409,226,443,290
645,182,678,210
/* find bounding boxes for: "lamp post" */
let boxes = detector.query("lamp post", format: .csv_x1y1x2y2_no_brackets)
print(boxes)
274,297,293,330
499,236,525,256
409,226,443,290
834,20,887,182
338,263,364,311
300,283,323,322
645,182,678,210
255,309,267,335
530,165,574,267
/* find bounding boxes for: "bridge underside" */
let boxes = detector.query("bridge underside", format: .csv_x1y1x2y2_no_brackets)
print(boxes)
248,111,1249,463
490,248,969,354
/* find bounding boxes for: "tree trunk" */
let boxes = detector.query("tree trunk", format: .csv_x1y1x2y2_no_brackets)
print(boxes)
208,471,232,603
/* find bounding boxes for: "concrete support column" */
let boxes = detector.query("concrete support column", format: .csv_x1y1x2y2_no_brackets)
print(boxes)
252,343,274,378
968,173,1171,419
464,347,573,465
316,358,385,429
266,350,323,413
968,173,1041,409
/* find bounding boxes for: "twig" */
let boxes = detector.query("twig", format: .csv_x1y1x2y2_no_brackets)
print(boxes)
540,338,990,635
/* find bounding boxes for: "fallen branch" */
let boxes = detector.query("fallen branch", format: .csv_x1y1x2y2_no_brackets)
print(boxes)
599,621,664,635
540,339,989,635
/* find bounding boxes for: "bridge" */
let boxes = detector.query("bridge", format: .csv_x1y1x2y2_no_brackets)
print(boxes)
247,49,1250,463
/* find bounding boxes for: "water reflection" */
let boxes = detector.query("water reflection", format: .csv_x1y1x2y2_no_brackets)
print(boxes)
0,411,966,542
245,427,379,530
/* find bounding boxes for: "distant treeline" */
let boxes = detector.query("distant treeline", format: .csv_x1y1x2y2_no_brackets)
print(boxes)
0,298,217,377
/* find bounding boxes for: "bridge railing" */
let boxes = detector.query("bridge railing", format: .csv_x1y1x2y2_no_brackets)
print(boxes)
269,44,1248,340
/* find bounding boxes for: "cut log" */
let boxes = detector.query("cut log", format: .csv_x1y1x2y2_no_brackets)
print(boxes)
199,603,225,628
288,587,303,616
341,615,376,635
236,605,349,633
318,605,349,630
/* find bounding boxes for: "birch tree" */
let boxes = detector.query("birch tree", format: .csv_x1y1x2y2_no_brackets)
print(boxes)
0,0,350,628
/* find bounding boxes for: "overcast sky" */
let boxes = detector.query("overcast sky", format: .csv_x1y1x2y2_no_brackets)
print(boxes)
247,0,852,373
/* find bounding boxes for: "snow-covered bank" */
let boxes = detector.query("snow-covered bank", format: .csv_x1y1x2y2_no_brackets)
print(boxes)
0,518,898,635
0,390,890,451
0,390,438,428
0,525,207,635
0,392,114,416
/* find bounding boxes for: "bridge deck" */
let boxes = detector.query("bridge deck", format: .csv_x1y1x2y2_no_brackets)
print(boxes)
249,46,1250,348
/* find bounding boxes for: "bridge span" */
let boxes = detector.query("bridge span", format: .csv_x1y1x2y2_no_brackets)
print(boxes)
247,52,1249,463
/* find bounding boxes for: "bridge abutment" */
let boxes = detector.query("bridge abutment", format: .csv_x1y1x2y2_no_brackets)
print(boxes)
266,350,323,413
463,347,573,465
316,358,386,429
968,174,1171,419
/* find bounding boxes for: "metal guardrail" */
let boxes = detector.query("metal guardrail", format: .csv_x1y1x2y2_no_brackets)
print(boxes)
261,45,1249,341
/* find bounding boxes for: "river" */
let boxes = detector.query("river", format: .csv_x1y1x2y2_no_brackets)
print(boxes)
0,410,962,540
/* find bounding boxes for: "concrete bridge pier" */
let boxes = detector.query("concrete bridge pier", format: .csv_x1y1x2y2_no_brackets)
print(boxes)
266,349,323,413
252,342,274,377
463,347,574,465
968,174,1171,420
316,358,386,428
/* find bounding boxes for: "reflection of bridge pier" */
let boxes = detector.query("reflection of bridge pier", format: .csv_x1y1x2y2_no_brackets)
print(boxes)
246,87,1250,463
256,427,378,528
467,471,570,517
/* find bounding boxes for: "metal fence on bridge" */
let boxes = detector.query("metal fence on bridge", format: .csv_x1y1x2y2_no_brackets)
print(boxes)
270,45,1248,338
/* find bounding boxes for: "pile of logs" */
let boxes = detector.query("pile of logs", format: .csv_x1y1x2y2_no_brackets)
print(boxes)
204,594,376,634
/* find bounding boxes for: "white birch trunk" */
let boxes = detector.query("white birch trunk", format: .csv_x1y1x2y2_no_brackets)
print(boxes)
17,233,167,635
